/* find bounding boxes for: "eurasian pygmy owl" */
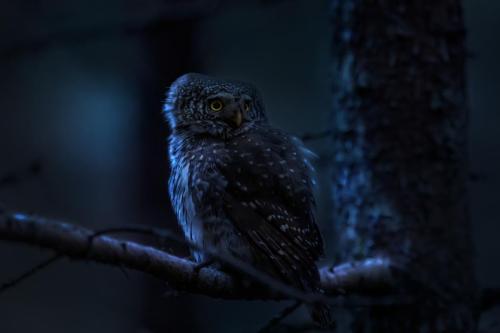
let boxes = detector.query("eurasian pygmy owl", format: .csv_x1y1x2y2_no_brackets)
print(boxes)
164,73,331,326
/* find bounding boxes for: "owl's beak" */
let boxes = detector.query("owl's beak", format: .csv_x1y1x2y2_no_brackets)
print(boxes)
232,110,243,128
223,101,244,128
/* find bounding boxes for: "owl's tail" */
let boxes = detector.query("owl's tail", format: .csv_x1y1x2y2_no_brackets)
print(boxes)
307,302,334,329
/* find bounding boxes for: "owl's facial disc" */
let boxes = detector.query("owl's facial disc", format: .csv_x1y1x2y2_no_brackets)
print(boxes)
207,93,252,128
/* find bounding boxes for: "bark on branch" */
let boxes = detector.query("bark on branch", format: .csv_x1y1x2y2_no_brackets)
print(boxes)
0,211,397,303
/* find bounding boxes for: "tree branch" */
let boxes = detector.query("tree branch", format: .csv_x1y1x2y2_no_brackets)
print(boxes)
0,210,402,304
320,258,396,294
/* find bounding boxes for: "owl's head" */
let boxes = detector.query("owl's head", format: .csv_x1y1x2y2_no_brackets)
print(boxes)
164,73,267,136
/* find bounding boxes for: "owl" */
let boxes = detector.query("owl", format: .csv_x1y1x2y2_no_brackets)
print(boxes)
164,73,331,327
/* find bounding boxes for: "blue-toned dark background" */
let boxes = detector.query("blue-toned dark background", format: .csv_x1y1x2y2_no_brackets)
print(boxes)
0,1,498,332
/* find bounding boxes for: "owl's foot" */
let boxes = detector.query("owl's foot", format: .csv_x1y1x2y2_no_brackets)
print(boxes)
192,258,216,275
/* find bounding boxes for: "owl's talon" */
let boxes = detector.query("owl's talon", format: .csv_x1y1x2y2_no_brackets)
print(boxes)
193,259,215,275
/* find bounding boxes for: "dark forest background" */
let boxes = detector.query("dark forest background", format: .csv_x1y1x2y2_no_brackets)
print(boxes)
0,1,498,332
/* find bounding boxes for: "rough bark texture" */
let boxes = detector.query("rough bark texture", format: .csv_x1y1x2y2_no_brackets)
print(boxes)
330,0,477,331
0,211,398,304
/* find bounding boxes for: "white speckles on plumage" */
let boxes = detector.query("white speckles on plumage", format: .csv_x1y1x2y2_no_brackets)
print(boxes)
236,182,249,192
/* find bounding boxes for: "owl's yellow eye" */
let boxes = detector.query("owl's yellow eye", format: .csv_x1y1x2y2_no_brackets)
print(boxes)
243,101,251,112
209,99,224,112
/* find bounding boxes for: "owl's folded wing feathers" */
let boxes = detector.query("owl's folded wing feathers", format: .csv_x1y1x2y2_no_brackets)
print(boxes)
224,195,320,290
217,129,324,289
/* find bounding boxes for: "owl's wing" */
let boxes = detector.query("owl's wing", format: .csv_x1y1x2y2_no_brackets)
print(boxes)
219,128,324,287
224,194,320,288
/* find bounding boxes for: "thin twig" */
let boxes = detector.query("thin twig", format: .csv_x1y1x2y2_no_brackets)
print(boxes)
0,225,139,294
0,159,43,190
268,323,332,333
300,129,334,142
0,253,62,294
258,301,303,332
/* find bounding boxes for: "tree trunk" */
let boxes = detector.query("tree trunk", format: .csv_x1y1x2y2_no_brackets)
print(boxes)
330,0,477,331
